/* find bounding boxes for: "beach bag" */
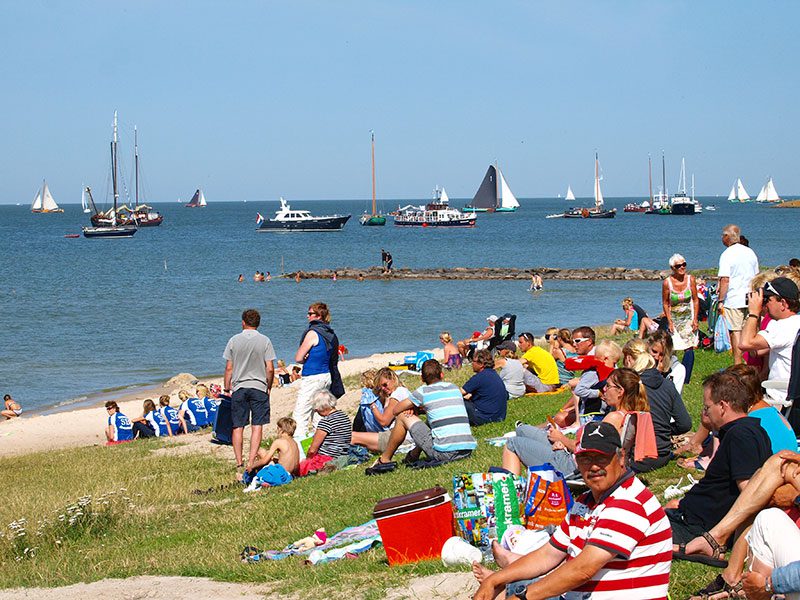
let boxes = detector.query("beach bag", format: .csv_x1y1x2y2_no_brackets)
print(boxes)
211,395,233,445
523,463,573,530
714,314,731,353
452,472,525,558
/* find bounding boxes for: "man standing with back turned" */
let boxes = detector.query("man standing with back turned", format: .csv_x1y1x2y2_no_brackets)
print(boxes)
717,224,759,364
223,309,276,471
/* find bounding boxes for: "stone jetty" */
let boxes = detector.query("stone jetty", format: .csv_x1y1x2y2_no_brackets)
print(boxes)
287,266,669,281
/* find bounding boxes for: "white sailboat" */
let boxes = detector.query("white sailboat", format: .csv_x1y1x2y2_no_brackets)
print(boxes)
755,177,781,203
31,180,64,213
728,178,750,202
565,185,575,201
80,185,91,213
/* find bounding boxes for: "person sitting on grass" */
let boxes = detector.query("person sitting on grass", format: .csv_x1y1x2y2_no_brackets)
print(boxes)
545,327,577,387
493,341,526,399
502,366,642,478
297,390,352,477
680,449,800,598
472,421,672,600
178,389,209,433
129,399,161,439
365,359,476,475
158,395,182,437
551,326,597,427
440,331,463,370
196,384,218,427
646,328,687,393
457,315,497,358
461,349,508,426
351,368,411,452
517,332,561,393
667,372,771,564
241,417,301,492
2,394,22,420
104,400,134,444
609,296,658,337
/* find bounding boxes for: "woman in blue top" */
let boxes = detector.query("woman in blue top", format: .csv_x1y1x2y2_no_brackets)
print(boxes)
158,395,182,436
293,302,343,441
130,399,158,439
105,400,134,443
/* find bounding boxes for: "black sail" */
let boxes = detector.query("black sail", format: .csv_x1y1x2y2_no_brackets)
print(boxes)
186,189,201,207
468,165,498,209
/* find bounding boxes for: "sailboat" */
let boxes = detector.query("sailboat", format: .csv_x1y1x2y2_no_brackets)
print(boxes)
464,163,520,213
561,153,616,219
80,186,91,213
185,189,207,208
360,131,386,226
565,186,575,202
30,180,63,213
727,178,750,202
83,112,137,238
669,158,696,215
646,153,670,214
128,127,163,226
755,177,781,203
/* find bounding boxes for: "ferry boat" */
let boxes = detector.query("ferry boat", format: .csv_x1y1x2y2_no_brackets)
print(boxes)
256,198,350,232
394,188,476,227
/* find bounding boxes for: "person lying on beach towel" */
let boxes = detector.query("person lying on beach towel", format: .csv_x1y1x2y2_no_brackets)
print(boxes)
241,417,301,491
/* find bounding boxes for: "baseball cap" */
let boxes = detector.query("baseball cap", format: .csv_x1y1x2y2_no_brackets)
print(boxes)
487,314,499,322
496,340,517,352
763,277,799,301
574,421,622,456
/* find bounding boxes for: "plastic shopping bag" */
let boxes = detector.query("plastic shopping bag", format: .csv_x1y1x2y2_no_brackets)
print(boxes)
523,463,573,530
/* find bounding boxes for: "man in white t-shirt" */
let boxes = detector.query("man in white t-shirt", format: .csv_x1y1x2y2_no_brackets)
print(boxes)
741,277,800,406
718,224,759,364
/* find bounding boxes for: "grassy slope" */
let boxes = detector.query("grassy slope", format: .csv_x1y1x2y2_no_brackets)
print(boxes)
0,344,732,599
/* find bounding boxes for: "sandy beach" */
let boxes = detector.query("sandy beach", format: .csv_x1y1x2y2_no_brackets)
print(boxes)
0,350,431,458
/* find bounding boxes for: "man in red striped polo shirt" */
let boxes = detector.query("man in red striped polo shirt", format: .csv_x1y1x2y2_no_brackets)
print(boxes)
473,421,672,600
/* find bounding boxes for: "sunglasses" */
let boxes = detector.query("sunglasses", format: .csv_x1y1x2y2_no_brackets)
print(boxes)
573,337,590,344
545,334,555,340
380,382,392,388
673,262,687,268
307,311,317,316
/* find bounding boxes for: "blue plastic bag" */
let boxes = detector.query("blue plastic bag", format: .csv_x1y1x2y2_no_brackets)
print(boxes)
714,314,731,353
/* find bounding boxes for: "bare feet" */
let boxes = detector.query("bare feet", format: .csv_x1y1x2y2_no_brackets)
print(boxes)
491,540,519,568
472,561,493,583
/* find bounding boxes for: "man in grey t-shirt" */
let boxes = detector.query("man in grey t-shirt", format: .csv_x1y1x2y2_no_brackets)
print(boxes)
223,309,276,471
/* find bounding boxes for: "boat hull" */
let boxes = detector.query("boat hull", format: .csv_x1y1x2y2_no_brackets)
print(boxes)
562,208,617,219
82,226,138,238
91,214,163,227
394,217,476,227
31,209,64,213
360,215,387,226
257,215,351,232
669,203,696,215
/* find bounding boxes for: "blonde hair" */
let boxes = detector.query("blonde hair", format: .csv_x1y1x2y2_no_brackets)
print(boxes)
277,359,287,368
195,384,209,398
623,339,656,373
545,327,558,337
276,417,297,436
621,297,634,308
178,389,191,402
361,369,378,389
608,368,649,412
158,394,171,407
439,332,453,344
750,270,777,292
595,339,622,364
374,367,400,395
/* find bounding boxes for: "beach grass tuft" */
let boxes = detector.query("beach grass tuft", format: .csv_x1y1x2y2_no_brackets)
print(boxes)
0,343,732,598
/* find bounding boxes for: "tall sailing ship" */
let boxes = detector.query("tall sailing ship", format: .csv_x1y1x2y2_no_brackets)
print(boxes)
360,131,386,226
464,163,520,213
561,152,616,219
30,180,63,213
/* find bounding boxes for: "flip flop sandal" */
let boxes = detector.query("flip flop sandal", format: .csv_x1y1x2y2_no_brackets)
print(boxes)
691,573,745,599
673,532,728,567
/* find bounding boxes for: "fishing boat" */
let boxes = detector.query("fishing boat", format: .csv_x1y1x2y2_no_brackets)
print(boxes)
360,131,386,226
83,112,137,239
394,188,476,227
90,127,163,227
464,163,519,213
755,177,781,204
561,153,616,219
30,180,63,213
727,178,750,203
185,189,207,208
256,198,350,232
669,158,696,215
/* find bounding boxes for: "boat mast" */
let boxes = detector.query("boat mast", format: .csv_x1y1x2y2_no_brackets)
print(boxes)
661,151,666,201
112,111,119,225
648,154,653,203
370,130,376,216
594,152,599,209
134,126,139,206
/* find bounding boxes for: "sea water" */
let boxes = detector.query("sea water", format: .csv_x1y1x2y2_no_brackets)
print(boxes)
0,198,796,412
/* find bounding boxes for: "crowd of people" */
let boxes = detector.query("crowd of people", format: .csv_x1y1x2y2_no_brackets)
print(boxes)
94,223,800,599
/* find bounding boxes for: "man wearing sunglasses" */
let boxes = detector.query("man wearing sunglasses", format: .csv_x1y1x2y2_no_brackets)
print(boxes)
718,224,759,365
740,277,800,408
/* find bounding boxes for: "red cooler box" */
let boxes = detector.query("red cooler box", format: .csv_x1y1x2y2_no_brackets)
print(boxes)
373,486,455,566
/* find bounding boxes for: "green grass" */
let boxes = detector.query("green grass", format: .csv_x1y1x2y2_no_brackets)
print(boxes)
0,343,733,598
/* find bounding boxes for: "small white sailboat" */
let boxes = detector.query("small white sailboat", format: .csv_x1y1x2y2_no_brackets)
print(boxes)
755,177,781,203
31,180,64,213
728,178,750,203
565,185,575,201
80,186,91,213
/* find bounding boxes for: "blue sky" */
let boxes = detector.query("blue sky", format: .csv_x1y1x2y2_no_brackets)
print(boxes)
1,1,798,204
